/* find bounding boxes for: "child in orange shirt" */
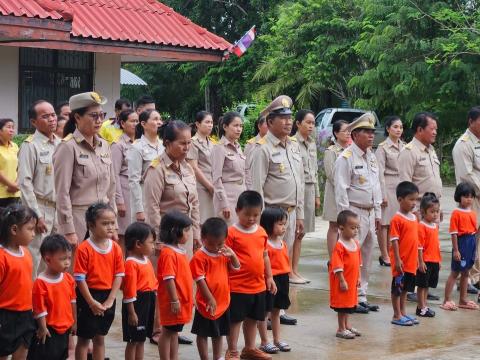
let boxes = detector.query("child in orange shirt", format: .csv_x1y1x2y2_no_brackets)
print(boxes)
225,191,276,360
329,210,362,339
157,211,194,360
258,207,292,352
415,193,440,318
28,234,76,360
190,217,240,360
0,205,37,359
73,203,125,360
122,222,158,360
442,182,479,311
389,181,420,326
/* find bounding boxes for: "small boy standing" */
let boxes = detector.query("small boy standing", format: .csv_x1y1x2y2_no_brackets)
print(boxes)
225,191,277,360
28,234,76,360
389,181,420,326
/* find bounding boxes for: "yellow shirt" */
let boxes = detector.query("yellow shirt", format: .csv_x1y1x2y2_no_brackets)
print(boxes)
0,141,20,198
99,119,123,145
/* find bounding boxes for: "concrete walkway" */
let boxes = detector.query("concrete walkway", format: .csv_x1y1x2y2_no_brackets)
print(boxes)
103,187,480,359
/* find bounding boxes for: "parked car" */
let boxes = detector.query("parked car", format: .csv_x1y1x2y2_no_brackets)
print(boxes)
235,104,258,121
315,108,384,148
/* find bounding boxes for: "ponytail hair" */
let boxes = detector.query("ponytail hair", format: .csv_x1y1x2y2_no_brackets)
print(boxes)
84,202,115,240
292,109,314,135
218,111,242,137
0,204,38,245
63,107,88,137
135,109,158,139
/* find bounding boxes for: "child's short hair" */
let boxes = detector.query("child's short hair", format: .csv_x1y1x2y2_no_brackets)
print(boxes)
201,217,228,239
40,234,72,257
159,210,193,245
420,192,440,212
396,181,419,199
454,181,476,203
125,222,156,251
0,204,38,245
260,207,288,236
236,190,263,211
337,210,358,226
84,202,115,240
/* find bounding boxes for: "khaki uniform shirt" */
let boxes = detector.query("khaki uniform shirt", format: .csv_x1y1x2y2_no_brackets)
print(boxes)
245,134,261,190
186,135,214,191
53,129,116,234
375,137,404,200
452,129,480,195
398,137,442,198
295,132,320,197
127,135,165,213
18,131,60,215
143,152,200,239
111,133,133,205
334,142,382,218
250,131,305,219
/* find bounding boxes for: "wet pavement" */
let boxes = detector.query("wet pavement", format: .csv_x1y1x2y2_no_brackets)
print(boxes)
102,187,480,359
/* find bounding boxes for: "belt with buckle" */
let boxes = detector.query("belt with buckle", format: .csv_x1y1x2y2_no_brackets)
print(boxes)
350,203,374,211
37,198,56,207
266,204,295,213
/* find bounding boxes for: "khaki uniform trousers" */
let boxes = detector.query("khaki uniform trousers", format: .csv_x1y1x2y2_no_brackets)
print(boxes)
303,183,316,233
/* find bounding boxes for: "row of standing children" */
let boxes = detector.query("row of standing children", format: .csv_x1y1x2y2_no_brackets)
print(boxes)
0,190,293,360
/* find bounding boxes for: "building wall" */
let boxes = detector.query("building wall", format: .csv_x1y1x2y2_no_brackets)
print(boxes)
0,46,19,129
94,53,121,118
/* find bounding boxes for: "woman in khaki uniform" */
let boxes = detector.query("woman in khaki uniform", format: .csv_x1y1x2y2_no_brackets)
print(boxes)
323,120,350,257
245,115,268,189
53,92,117,246
374,116,404,266
186,111,215,223
111,109,138,248
211,112,246,225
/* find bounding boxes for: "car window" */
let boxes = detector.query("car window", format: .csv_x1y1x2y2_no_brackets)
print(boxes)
315,112,326,128
331,111,364,125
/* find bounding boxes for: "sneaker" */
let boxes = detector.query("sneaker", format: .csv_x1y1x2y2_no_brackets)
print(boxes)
416,307,435,317
427,292,440,301
240,348,272,360
279,314,297,325
225,350,240,360
406,292,418,302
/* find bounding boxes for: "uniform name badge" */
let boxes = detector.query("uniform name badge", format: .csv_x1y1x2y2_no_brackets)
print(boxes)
359,175,366,185
279,163,285,173
46,164,53,175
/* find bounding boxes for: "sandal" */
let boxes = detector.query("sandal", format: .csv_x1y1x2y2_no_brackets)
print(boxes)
440,301,458,311
336,330,355,339
259,343,279,354
391,316,413,326
458,300,480,310
347,327,361,336
149,330,161,345
404,315,419,325
274,341,291,352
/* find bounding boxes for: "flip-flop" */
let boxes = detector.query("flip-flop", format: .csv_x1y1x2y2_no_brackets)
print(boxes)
404,315,419,325
458,300,480,310
274,341,292,352
391,317,413,326
289,278,307,284
259,343,279,354
149,330,161,345
335,330,355,339
440,301,458,311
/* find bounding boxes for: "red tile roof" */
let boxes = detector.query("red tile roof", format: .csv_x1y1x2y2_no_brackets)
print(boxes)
0,0,230,51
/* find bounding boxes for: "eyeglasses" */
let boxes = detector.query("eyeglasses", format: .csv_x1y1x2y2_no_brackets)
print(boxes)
87,112,107,121
338,129,351,134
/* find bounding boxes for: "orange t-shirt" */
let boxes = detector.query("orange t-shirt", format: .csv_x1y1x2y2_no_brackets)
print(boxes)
266,240,290,276
389,212,419,276
449,208,477,236
190,247,237,320
418,221,441,263
73,239,125,290
329,239,361,309
225,224,267,294
0,245,33,311
123,256,158,303
157,245,193,326
32,272,76,334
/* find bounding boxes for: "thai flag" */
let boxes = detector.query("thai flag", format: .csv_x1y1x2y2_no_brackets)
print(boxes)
232,26,256,57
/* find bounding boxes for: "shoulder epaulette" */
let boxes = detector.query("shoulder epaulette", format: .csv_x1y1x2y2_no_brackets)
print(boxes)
150,158,160,168
405,142,413,150
378,140,386,146
460,133,470,142
257,137,267,145
342,150,352,158
327,144,335,150
289,136,297,142
62,133,73,142
192,134,198,141
209,136,218,144
24,135,33,143
247,137,256,144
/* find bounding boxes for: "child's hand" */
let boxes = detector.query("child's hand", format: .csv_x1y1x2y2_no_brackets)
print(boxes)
357,278,361,288
71,322,77,336
170,300,180,314
340,279,348,292
418,261,427,273
37,326,51,344
395,259,403,275
103,298,115,310
266,277,277,295
206,298,217,316
89,300,106,316
128,312,139,327
453,250,461,262
219,246,235,258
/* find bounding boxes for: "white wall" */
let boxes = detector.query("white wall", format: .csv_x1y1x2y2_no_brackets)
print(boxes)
0,46,19,130
94,53,121,119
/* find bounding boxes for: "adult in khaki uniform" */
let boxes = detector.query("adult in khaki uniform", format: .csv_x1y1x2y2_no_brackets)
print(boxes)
245,115,268,190
18,100,60,276
53,92,117,247
334,113,381,313
211,112,246,226
452,107,480,295
186,111,216,223
374,116,404,267
323,120,350,257
127,109,164,222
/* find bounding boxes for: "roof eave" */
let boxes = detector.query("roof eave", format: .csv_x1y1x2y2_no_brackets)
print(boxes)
0,15,71,42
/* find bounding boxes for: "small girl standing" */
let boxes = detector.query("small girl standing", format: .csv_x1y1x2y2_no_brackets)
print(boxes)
442,182,480,311
157,211,194,360
258,207,292,353
73,203,125,360
329,210,362,339
0,205,38,359
122,222,158,360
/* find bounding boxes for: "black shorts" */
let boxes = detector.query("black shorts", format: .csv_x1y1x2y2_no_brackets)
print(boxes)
266,274,291,312
163,324,184,332
27,327,69,360
76,288,116,339
0,197,20,209
331,306,356,314
416,262,440,289
122,291,156,343
229,292,266,322
191,309,230,338
0,309,35,357
391,272,416,296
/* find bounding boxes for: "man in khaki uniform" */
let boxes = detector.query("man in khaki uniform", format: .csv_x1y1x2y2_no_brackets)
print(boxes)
334,113,381,313
452,107,480,295
18,100,60,276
